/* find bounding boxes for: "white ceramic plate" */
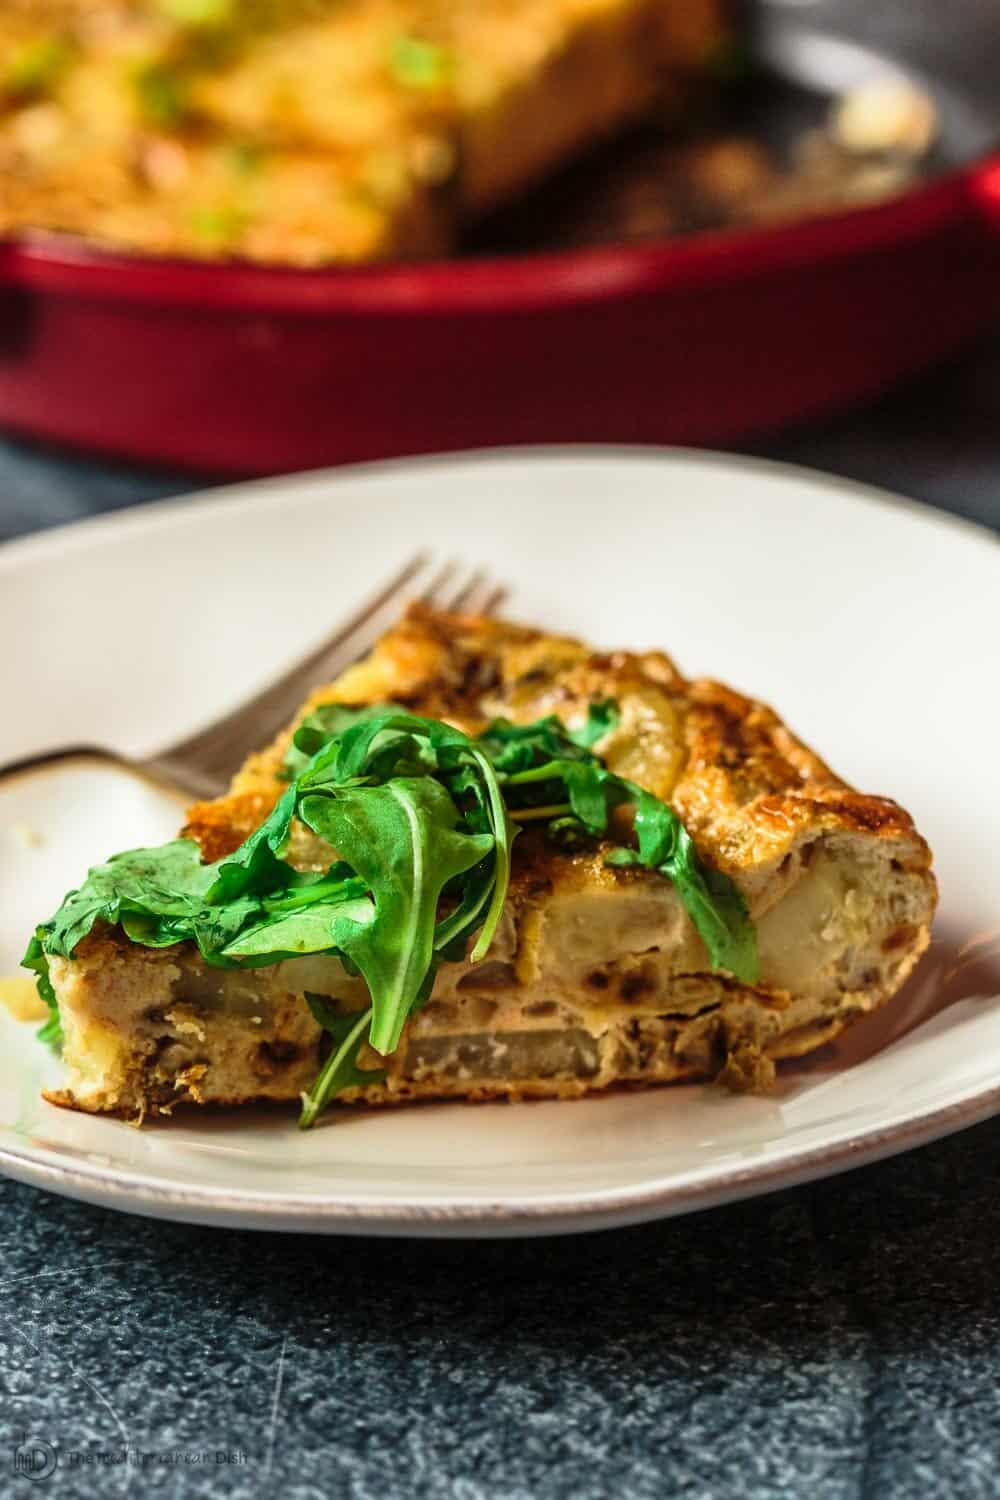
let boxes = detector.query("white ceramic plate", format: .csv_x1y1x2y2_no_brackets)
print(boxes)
1,448,998,1237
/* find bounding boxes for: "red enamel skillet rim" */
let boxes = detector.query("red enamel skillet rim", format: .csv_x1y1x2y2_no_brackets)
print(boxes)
2,149,999,316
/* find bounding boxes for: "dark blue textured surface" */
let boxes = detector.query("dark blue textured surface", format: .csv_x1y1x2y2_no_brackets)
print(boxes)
1,336,999,1498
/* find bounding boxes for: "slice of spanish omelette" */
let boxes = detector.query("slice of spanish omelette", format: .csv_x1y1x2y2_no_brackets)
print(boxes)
30,605,936,1124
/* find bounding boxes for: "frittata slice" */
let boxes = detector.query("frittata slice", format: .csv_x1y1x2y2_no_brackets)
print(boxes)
41,605,936,1120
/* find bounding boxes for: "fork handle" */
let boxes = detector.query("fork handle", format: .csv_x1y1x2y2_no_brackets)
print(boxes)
0,743,220,803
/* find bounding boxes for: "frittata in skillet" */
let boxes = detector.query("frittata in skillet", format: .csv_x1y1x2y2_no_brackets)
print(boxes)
0,0,730,263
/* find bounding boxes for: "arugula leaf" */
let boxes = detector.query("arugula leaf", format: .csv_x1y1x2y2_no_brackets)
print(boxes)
606,794,758,982
41,839,217,959
299,999,385,1129
298,708,514,963
432,857,495,961
299,778,492,1054
682,860,758,984
321,710,464,783
544,816,595,852
23,932,61,1049
570,698,620,749
476,699,616,770
221,897,374,962
280,702,403,780
496,725,758,982
477,716,594,775
502,758,618,833
563,763,616,833
261,864,366,914
460,746,514,962
29,831,354,982
205,784,296,903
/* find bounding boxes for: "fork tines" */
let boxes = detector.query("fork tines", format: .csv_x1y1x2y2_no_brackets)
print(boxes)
152,555,506,796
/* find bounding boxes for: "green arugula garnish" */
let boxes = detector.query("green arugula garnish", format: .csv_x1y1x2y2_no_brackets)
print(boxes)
22,932,61,1048
483,712,757,980
605,809,757,980
299,997,385,1130
25,698,757,1124
279,701,406,781
290,777,493,1054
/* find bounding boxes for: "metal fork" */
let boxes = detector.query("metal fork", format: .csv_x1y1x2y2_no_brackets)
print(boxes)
1,556,505,801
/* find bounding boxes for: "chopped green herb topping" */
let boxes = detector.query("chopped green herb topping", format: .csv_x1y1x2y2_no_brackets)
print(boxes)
4,36,73,100
133,61,189,127
189,203,247,246
389,34,454,90
157,0,236,26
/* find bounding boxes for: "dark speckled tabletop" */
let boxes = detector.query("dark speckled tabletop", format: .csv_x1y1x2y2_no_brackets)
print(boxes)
2,335,1000,1499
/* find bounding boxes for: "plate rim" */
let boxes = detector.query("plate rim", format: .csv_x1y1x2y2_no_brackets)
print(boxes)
2,1076,1000,1236
1,442,997,572
3,444,998,1236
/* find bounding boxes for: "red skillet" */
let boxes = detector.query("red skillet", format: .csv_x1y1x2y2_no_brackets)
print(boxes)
0,0,998,474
